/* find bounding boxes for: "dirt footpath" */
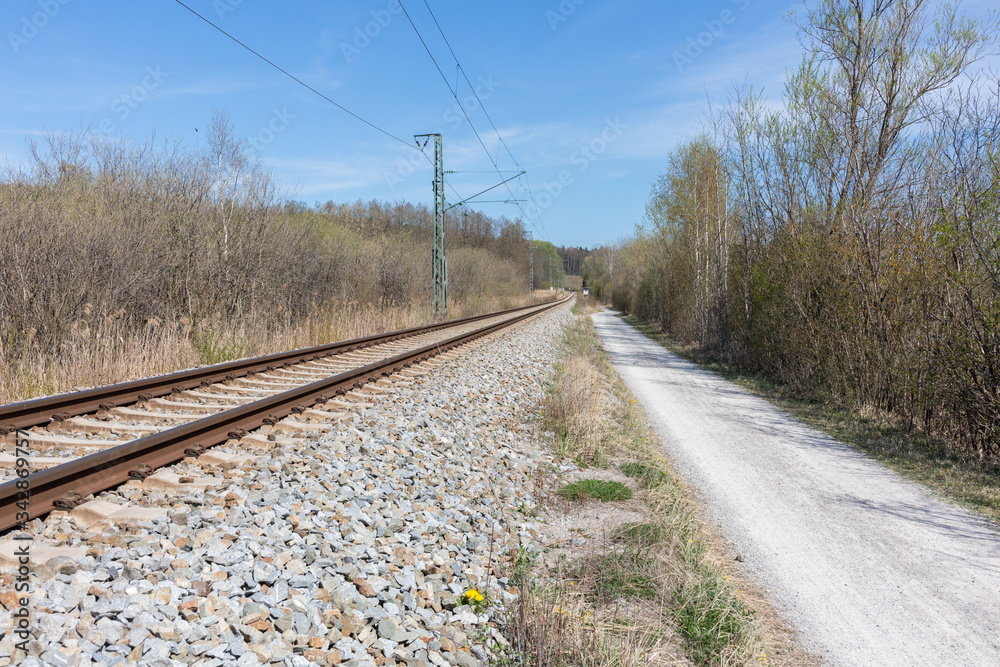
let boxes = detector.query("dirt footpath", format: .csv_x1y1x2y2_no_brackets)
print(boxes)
592,311,1000,667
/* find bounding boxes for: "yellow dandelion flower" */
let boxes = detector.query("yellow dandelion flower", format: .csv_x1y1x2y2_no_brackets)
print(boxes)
465,589,484,603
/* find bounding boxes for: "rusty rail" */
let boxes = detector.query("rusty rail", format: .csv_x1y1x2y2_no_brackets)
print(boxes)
0,295,570,532
0,298,560,434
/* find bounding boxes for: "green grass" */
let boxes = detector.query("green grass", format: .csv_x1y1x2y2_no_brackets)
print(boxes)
591,545,660,602
557,479,634,502
503,308,766,667
619,462,669,488
622,314,1000,526
613,521,667,548
191,328,248,366
674,575,757,666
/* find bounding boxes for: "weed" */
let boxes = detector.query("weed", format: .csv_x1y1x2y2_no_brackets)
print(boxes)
191,328,248,365
674,575,757,666
619,462,668,487
510,545,536,585
558,479,633,502
503,306,768,667
462,588,489,614
590,546,659,602
613,522,666,548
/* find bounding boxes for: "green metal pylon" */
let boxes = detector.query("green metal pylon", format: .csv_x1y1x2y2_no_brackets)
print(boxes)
528,237,534,293
416,133,446,319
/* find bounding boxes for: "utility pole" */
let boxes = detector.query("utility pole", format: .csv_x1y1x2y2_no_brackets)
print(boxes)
416,133,446,319
528,237,534,294
548,255,553,291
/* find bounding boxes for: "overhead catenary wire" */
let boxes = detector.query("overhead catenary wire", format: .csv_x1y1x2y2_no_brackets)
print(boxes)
419,0,553,243
175,1,539,240
522,173,551,240
420,0,522,177
444,171,524,211
414,139,470,210
397,0,549,242
173,0,413,149
173,0,474,209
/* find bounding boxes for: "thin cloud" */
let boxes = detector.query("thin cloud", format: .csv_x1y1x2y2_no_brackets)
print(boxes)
159,79,271,98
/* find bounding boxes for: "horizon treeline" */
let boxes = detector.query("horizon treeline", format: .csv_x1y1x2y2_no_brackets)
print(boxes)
585,0,1000,459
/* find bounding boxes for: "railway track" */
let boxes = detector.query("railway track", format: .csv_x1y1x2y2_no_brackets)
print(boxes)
0,296,570,533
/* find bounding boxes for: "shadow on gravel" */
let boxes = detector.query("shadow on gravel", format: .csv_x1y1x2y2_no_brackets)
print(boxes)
598,313,1000,567
833,494,1000,566
598,318,874,465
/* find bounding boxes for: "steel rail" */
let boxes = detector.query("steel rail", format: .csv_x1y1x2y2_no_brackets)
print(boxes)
0,298,560,434
0,296,570,532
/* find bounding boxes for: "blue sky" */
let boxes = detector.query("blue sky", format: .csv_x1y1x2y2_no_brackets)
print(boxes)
2,0,990,248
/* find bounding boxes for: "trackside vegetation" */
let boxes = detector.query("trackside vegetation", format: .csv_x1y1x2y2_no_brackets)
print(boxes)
0,112,558,404
497,299,800,666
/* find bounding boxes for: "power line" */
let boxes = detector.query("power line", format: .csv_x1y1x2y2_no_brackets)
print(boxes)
414,140,468,208
174,1,519,237
523,173,552,240
173,0,412,149
174,1,475,211
397,0,548,241
420,0,522,174
444,171,524,211
419,0,553,243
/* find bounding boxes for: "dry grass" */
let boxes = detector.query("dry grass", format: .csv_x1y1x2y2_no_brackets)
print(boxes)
0,293,544,405
0,124,539,406
572,295,604,316
502,576,679,667
497,310,789,666
540,298,619,467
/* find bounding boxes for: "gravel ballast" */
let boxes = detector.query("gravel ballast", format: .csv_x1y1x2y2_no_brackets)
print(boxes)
0,304,573,667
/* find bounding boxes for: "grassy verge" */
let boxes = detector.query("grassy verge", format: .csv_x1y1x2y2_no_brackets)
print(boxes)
498,298,772,666
622,316,1000,526
0,293,547,406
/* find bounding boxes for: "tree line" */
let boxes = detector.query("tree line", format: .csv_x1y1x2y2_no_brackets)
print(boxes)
585,0,1000,460
0,112,534,366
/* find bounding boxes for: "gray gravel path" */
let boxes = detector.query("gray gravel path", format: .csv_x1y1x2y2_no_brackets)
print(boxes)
592,310,1000,667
